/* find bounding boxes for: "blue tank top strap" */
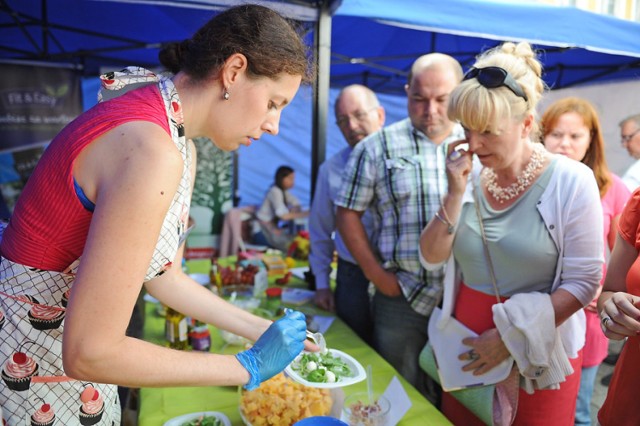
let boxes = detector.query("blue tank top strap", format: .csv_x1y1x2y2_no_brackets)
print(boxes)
73,177,95,212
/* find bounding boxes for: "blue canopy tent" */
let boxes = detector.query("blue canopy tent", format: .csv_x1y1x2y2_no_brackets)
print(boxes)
332,0,640,93
2,0,640,88
2,0,640,207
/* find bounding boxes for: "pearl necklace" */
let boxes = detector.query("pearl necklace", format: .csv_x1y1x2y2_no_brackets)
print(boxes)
482,143,547,203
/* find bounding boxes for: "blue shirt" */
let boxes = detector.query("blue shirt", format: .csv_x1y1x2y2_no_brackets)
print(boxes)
308,146,378,290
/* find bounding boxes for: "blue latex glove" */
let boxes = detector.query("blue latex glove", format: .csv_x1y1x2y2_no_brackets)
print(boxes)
236,309,306,390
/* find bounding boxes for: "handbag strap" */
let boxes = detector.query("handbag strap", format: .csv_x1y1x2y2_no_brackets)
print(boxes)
472,185,502,304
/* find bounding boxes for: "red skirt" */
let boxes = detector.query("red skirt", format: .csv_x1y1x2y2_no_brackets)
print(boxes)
442,283,582,426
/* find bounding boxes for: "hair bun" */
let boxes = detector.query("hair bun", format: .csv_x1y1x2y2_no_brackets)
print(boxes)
158,41,184,75
500,41,542,79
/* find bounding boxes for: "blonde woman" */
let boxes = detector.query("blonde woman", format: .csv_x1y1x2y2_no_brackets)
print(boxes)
419,42,603,425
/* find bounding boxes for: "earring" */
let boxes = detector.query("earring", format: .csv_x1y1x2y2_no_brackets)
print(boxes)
223,90,230,100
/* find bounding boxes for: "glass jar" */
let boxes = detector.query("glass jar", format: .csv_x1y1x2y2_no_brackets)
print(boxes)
189,322,211,352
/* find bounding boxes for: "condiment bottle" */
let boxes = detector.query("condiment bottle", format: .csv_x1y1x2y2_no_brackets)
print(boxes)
165,307,189,350
210,258,221,291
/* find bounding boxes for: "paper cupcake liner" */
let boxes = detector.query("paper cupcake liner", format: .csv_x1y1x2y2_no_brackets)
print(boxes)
28,312,65,331
1,364,39,392
30,415,55,426
79,405,104,426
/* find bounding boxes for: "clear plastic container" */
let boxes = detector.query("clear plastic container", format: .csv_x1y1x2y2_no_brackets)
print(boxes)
340,392,390,426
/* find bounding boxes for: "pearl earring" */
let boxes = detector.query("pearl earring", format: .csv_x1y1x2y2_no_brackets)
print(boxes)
223,91,230,100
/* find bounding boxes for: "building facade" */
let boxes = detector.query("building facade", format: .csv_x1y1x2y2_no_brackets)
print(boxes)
536,0,640,21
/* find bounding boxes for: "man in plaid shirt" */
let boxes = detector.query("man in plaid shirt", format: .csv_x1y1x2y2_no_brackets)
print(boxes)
335,53,464,399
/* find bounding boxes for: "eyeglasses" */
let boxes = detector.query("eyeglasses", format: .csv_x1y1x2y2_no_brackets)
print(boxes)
621,128,640,144
336,107,377,127
463,66,528,102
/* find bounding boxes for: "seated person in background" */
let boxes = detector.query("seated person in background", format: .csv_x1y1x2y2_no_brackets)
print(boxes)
253,165,309,251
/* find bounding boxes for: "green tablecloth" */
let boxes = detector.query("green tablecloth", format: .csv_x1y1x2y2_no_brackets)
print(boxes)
137,258,451,426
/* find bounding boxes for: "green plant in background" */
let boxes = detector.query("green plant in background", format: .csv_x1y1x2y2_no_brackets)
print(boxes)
191,137,233,236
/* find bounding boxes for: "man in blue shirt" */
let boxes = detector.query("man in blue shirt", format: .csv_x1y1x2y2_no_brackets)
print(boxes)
308,85,385,344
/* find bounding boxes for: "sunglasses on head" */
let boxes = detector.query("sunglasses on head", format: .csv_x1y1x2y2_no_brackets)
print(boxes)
463,66,528,102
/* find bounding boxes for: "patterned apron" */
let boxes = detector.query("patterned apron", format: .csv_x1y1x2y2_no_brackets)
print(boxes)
0,67,192,425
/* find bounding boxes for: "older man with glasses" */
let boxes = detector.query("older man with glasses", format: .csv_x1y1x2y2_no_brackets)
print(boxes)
308,85,385,345
335,54,464,401
620,114,640,191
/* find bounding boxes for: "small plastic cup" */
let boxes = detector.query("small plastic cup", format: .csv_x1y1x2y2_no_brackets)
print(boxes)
265,287,283,312
340,392,390,426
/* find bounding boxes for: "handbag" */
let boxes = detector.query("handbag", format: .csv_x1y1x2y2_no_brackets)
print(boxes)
419,187,518,425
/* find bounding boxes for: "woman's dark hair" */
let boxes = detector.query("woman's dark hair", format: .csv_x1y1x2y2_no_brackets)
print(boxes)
274,166,294,190
159,4,313,84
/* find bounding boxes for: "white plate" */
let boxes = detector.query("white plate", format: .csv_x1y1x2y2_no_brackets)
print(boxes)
282,288,315,306
284,349,366,389
189,273,211,286
163,411,231,426
289,266,310,281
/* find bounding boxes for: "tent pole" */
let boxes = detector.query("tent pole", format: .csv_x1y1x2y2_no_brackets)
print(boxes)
310,0,332,202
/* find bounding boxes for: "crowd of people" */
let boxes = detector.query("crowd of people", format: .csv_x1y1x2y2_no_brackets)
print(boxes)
1,3,638,426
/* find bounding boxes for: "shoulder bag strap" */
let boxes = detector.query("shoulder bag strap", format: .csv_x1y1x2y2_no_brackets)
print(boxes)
473,185,501,304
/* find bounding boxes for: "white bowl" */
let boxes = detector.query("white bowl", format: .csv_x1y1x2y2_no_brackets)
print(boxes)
163,411,231,426
285,349,367,389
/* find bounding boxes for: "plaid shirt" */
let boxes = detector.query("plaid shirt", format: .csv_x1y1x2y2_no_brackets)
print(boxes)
336,118,465,316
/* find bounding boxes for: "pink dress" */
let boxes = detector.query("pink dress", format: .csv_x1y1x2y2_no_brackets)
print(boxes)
583,174,630,368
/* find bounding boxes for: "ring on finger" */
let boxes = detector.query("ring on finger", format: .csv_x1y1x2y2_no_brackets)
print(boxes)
601,315,611,330
467,349,480,361
448,150,462,162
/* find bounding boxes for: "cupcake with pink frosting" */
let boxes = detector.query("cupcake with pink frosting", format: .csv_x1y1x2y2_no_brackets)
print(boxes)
1,350,39,391
30,403,55,426
79,386,104,425
28,303,65,331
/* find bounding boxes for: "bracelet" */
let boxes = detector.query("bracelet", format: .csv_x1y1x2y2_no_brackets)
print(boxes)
434,211,455,234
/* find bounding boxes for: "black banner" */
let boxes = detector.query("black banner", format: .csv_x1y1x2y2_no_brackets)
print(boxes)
0,63,82,213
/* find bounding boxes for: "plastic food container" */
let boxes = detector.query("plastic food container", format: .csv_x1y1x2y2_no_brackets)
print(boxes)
220,285,262,345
